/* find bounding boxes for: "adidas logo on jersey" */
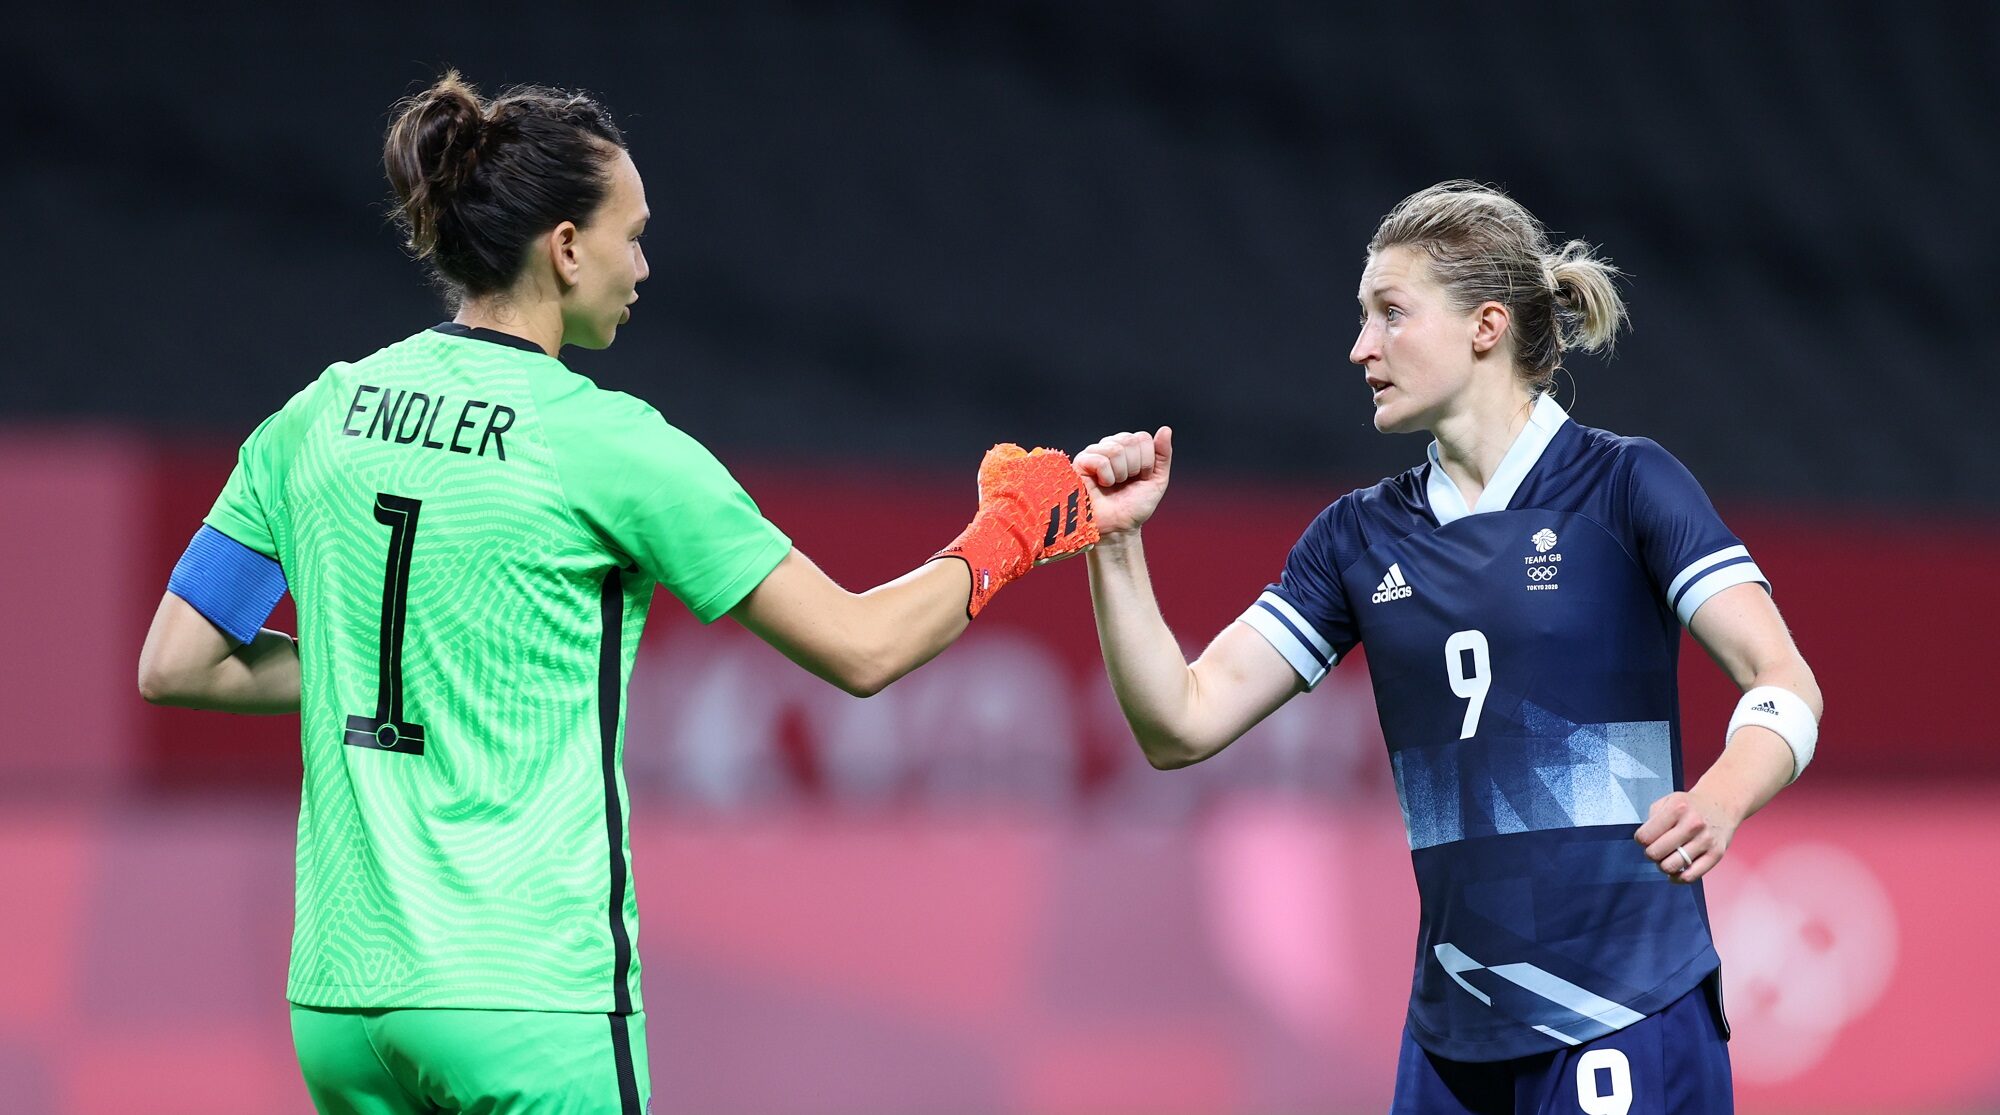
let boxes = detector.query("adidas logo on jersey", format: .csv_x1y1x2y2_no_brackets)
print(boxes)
1371,563,1414,603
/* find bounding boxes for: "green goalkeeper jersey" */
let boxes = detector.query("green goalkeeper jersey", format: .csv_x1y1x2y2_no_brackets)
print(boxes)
204,324,791,1013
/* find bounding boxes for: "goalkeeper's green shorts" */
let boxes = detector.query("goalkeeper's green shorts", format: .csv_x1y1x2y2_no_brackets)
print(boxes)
289,1002,650,1114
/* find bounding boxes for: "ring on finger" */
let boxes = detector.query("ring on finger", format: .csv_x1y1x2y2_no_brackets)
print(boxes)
1674,846,1695,872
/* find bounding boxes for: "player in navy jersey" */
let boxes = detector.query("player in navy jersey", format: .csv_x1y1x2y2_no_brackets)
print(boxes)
1075,181,1822,1114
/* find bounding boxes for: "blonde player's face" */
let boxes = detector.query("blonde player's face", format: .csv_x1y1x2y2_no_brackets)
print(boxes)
1350,246,1479,435
562,149,652,350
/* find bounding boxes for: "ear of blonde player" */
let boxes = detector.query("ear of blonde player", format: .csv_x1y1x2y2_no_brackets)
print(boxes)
933,443,1098,617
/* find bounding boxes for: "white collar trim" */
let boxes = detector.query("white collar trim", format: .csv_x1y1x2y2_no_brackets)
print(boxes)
1425,395,1570,526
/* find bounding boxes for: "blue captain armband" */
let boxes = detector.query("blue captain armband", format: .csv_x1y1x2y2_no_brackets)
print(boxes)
168,526,289,644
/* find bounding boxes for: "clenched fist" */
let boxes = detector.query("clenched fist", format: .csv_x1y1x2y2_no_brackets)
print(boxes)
1074,427,1174,539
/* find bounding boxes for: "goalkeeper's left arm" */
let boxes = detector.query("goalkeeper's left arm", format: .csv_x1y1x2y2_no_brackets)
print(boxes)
728,443,1096,697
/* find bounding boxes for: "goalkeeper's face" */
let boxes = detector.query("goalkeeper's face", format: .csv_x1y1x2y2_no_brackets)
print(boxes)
1350,246,1487,435
559,150,652,351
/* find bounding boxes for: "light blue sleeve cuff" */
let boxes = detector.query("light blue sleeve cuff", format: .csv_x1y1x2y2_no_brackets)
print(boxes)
1237,590,1336,690
1667,546,1769,627
167,526,288,644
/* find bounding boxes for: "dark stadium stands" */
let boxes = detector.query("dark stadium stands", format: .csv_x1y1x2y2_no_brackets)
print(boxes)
5,2,1994,508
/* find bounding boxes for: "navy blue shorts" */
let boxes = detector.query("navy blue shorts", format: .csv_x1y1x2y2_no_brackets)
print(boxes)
1391,972,1732,1114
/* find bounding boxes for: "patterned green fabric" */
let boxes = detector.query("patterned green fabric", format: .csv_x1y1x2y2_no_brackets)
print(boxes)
206,327,790,1011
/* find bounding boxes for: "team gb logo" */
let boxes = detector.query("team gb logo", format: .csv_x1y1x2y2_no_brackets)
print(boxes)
1525,529,1562,590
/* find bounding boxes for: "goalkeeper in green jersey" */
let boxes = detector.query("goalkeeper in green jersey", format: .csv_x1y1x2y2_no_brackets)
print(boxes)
135,71,1093,1115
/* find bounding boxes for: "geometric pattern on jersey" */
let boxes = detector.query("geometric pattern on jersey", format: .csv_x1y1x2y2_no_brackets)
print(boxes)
1236,396,1766,1062
1431,942,1644,1047
1392,704,1670,851
203,325,791,1013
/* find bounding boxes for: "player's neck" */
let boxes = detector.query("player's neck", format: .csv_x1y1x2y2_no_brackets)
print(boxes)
1429,384,1536,505
453,297,563,358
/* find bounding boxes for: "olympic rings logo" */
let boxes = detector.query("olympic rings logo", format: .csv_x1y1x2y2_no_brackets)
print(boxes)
1527,565,1559,582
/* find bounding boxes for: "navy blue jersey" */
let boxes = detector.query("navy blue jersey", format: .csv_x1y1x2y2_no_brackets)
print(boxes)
1239,397,1768,1063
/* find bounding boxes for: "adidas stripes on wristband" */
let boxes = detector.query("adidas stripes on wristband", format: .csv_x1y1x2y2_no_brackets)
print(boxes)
1726,685,1818,784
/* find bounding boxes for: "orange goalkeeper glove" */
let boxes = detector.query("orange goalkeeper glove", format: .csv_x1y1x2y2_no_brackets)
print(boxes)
934,443,1099,617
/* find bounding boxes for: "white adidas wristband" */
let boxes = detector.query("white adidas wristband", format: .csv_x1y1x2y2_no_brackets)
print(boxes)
1727,686,1818,784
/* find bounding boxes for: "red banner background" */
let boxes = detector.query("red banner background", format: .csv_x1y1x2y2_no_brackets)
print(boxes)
2,431,1995,1112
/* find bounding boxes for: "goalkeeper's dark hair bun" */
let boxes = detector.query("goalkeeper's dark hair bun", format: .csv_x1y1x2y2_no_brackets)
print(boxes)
383,69,627,299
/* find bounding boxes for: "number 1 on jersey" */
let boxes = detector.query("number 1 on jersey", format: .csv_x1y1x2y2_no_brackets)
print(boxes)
1444,629,1490,740
343,492,428,755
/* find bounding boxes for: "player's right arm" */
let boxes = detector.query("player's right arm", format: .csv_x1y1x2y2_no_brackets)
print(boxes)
1078,428,1305,768
729,550,972,698
732,442,1098,696
552,389,1094,698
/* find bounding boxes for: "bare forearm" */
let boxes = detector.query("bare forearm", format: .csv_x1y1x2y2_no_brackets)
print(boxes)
141,626,301,714
1642,586,1823,883
1691,662,1821,823
743,555,970,697
1086,534,1205,765
845,559,974,692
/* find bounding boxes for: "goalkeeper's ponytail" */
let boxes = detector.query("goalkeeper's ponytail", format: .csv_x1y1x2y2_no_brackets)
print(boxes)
1369,181,1629,397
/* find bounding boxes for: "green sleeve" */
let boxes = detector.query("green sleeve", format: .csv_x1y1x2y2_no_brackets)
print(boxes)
202,375,325,557
548,389,791,623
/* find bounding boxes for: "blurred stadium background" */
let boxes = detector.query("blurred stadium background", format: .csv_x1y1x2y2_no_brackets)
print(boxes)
4,3,1996,1112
